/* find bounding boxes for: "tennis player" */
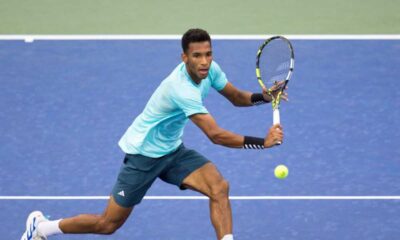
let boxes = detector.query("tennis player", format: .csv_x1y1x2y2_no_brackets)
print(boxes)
21,28,285,240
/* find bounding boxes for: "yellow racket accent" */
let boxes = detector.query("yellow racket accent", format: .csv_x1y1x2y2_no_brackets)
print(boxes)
256,68,266,89
258,79,266,89
256,68,261,78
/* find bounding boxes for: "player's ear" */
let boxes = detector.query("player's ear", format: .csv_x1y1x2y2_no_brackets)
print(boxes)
181,52,188,63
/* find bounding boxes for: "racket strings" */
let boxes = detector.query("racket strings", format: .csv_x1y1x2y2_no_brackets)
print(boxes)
259,40,292,87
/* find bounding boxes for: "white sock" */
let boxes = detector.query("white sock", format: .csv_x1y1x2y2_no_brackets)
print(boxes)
221,234,234,240
37,219,63,237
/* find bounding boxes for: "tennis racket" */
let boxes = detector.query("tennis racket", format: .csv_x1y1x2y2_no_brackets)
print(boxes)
256,36,294,144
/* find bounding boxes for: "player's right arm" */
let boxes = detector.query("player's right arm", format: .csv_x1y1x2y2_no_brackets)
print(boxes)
190,113,283,148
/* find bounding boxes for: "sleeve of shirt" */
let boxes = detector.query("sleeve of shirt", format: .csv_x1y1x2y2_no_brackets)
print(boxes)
172,86,209,117
210,61,228,91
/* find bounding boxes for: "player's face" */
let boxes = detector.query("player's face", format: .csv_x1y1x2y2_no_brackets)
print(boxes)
182,41,213,83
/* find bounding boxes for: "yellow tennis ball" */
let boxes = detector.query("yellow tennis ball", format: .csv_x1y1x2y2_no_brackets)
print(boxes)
274,165,289,179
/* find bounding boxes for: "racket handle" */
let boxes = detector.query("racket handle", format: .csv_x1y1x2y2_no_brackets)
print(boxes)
273,108,280,125
273,108,282,145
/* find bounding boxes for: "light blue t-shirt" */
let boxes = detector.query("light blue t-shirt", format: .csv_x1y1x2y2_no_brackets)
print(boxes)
118,61,228,158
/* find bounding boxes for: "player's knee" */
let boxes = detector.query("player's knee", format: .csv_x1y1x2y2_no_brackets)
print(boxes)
96,218,123,235
98,222,119,235
209,179,230,201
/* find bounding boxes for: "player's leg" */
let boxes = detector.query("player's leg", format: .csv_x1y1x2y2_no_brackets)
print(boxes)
159,145,232,239
181,162,232,240
21,196,132,240
59,196,132,234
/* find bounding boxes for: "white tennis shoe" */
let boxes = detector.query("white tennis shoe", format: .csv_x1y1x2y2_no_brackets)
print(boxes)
20,211,48,240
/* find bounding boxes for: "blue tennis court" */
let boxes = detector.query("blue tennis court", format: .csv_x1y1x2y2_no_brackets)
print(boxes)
1,39,399,239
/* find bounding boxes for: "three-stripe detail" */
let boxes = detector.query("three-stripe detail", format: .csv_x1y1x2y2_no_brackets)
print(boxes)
243,144,265,149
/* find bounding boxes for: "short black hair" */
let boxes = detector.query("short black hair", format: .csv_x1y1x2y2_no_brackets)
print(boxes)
181,28,211,53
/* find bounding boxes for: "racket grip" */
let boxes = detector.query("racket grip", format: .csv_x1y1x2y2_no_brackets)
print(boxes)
273,108,282,145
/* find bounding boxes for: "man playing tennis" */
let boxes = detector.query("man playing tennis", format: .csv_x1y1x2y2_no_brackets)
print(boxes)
21,28,285,240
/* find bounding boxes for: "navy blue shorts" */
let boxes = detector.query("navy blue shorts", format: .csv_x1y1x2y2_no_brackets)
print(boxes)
111,144,210,208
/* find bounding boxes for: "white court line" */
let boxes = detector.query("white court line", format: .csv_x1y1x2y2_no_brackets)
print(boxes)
1,196,400,200
0,35,400,41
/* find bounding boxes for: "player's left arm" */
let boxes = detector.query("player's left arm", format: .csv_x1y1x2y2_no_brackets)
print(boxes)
219,82,288,107
218,82,270,106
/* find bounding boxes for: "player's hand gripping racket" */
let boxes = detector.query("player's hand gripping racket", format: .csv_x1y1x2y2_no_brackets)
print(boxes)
256,36,294,145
